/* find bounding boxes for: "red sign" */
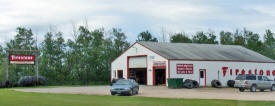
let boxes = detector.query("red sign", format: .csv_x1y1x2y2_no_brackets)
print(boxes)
176,64,193,74
9,54,35,64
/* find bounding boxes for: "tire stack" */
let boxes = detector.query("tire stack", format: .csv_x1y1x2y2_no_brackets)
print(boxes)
18,76,47,87
183,79,199,89
0,80,13,88
227,80,235,87
211,80,222,88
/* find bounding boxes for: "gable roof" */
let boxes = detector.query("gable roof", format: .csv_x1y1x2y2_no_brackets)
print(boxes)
138,42,275,63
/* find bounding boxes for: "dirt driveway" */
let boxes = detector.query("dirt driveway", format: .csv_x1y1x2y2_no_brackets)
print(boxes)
11,86,275,101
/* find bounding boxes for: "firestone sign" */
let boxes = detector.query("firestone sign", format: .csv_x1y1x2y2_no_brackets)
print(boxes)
9,54,35,64
222,66,275,77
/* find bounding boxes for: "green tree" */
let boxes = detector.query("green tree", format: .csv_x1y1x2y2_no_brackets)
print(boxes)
112,28,130,56
137,30,158,42
6,27,36,50
244,30,263,53
192,31,218,44
220,31,233,45
207,32,218,44
233,30,245,46
262,29,275,59
40,31,66,85
170,33,192,43
0,45,5,81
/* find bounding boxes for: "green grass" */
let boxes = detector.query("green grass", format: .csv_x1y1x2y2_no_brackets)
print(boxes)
0,89,274,106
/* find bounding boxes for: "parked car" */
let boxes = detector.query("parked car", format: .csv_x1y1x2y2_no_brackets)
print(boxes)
234,74,275,92
110,79,139,95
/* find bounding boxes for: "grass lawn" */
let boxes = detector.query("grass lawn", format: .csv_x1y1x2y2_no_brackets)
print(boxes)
0,89,274,106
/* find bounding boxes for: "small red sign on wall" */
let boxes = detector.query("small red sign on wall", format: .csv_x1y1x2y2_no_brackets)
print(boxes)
176,64,193,74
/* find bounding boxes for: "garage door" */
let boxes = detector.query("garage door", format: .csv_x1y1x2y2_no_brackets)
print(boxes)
129,56,147,68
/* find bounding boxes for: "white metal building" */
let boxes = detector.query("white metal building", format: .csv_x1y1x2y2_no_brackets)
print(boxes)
111,42,275,87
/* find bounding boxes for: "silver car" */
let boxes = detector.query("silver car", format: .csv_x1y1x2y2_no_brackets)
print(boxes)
234,74,275,92
110,79,139,95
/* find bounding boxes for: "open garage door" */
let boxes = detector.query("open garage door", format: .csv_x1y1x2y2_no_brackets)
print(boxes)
128,56,147,85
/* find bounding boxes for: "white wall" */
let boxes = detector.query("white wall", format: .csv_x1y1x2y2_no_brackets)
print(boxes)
170,60,275,86
111,43,168,85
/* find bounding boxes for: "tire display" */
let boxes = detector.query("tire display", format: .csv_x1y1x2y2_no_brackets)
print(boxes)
183,79,199,89
0,80,13,88
227,80,235,87
211,80,222,88
18,76,47,87
192,80,199,88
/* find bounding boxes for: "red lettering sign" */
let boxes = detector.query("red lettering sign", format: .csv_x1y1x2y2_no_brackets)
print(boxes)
235,69,239,75
241,69,245,75
9,54,35,64
248,70,252,75
272,70,275,76
254,69,257,75
230,69,232,75
259,70,264,75
176,64,193,74
222,67,228,76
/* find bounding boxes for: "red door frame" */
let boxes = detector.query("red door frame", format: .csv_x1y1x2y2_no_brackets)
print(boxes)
153,65,166,86
117,70,123,79
127,55,148,85
198,69,207,87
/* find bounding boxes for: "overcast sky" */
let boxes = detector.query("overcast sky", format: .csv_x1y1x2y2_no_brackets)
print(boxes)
1,0,275,45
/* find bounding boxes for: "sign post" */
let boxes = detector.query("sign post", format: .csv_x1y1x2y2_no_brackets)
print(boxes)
6,50,39,84
6,52,9,81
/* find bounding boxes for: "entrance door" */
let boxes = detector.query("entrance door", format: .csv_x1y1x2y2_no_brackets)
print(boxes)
199,69,206,86
154,68,166,86
117,70,123,79
129,68,147,85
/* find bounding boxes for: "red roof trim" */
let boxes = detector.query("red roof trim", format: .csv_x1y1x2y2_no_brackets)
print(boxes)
170,59,275,63
111,42,138,64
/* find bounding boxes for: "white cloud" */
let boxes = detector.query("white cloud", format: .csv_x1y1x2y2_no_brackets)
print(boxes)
0,0,275,45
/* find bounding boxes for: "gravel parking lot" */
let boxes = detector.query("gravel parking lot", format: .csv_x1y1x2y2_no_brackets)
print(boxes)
11,85,275,101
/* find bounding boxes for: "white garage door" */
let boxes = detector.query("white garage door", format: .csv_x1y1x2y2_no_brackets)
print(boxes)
129,56,147,68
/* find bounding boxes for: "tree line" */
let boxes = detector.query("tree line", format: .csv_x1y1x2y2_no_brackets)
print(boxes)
0,27,274,85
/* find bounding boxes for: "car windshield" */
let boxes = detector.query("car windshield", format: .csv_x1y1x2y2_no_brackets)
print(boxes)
236,75,256,80
236,75,245,80
115,80,131,85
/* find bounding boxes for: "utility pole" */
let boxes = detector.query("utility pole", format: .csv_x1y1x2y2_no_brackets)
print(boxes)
35,52,39,84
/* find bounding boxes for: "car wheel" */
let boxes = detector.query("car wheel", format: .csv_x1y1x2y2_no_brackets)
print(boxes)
260,89,264,92
250,85,257,92
271,85,275,91
135,88,139,94
129,89,133,96
239,88,245,92
111,93,116,95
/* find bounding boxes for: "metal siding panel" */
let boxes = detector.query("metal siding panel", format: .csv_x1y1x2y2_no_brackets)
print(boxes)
170,60,275,87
